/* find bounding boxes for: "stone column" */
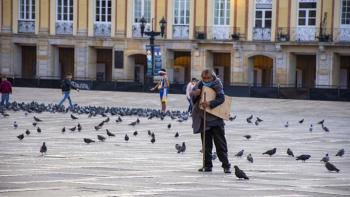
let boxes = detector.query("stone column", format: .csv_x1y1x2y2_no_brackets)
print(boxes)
0,38,13,75
191,48,206,79
75,42,89,79
316,49,333,88
37,39,50,78
165,50,174,83
231,44,245,84
275,51,289,86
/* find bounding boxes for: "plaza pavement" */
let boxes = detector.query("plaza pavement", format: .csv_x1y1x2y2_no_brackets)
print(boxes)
0,87,349,197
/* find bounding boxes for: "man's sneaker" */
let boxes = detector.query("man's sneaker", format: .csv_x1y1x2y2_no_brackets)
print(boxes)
198,167,212,172
223,168,231,174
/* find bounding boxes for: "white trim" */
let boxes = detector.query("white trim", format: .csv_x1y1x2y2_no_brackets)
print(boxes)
133,0,151,24
213,0,230,26
297,0,317,27
173,0,190,25
95,0,111,23
341,0,350,27
18,0,35,21
56,0,73,22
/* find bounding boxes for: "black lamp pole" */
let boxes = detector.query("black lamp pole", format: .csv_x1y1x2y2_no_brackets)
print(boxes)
140,17,167,89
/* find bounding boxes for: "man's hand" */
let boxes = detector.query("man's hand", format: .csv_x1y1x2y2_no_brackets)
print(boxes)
200,101,210,109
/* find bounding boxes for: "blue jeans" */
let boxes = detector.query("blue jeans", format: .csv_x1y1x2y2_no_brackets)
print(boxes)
58,91,73,108
187,98,193,113
0,93,10,106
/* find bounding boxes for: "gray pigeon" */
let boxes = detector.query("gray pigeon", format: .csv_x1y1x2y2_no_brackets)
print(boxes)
320,154,329,163
263,148,277,156
287,148,294,157
40,142,47,155
325,162,339,173
336,149,345,157
235,149,244,157
247,153,253,163
106,129,115,137
97,135,106,142
296,154,311,162
84,138,95,144
234,165,249,180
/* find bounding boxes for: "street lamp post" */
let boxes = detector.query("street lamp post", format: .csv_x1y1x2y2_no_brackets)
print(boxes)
139,17,167,90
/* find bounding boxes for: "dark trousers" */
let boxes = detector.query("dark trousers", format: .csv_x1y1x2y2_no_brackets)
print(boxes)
187,98,193,113
201,126,230,169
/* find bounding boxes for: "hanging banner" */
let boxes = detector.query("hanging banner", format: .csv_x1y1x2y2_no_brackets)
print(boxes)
145,45,162,76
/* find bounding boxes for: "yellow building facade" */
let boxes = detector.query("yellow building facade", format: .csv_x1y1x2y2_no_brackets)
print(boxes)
0,0,350,88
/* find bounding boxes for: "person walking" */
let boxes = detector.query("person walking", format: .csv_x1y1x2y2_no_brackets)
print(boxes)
0,75,13,106
58,73,79,108
150,68,169,113
191,69,231,174
186,78,197,113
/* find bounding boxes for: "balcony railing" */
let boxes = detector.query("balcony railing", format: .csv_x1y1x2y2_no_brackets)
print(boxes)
132,23,151,38
252,27,271,41
172,25,189,39
18,20,35,33
56,21,73,35
194,26,238,41
94,22,111,37
291,27,317,42
333,28,350,42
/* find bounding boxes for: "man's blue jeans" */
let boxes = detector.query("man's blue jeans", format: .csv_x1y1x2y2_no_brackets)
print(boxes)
58,91,73,108
0,93,10,106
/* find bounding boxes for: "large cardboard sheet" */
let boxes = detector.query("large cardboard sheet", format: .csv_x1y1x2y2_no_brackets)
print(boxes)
200,86,232,120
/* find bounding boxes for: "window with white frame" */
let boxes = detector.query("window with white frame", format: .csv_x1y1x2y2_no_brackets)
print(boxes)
95,0,111,22
174,0,190,25
134,0,151,23
341,0,350,25
298,0,317,26
214,0,230,25
255,1,272,28
19,0,35,20
57,0,73,21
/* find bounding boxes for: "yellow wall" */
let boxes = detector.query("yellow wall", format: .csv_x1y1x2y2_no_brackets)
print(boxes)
3,0,12,30
195,0,205,27
236,0,247,35
155,0,166,32
39,0,49,33
116,0,127,35
78,0,88,35
278,0,289,28
322,0,333,29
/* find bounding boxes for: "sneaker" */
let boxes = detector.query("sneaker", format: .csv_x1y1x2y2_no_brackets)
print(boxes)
223,168,231,174
198,167,212,172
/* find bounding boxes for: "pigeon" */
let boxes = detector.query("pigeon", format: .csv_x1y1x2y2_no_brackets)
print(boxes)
243,135,251,140
318,120,325,125
229,115,236,121
84,138,95,144
175,144,181,152
151,132,155,139
106,129,115,137
325,162,340,173
285,122,289,128
247,153,254,163
299,119,304,124
309,124,313,132
147,130,152,136
235,149,244,157
94,125,101,131
296,154,311,162
234,165,249,180
97,135,106,142
178,142,186,153
129,121,137,126
322,125,329,132
246,115,253,123
256,117,263,122
150,137,155,144
13,121,18,129
320,154,329,163
71,114,78,120
263,148,277,156
115,116,122,122
254,120,259,126
37,127,42,133
17,134,24,140
174,132,179,138
32,122,37,127
124,134,129,142
77,123,82,132
336,149,345,157
25,129,30,135
103,117,110,123
133,130,138,136
69,126,76,132
168,123,171,129
136,118,140,124
287,148,294,157
40,142,47,155
61,127,66,133
34,116,42,122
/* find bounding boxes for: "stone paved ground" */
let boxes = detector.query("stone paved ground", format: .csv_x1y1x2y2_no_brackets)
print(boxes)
0,87,350,197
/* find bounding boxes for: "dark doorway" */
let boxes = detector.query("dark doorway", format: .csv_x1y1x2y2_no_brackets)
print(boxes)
296,55,316,88
96,49,113,81
59,48,74,78
21,46,37,78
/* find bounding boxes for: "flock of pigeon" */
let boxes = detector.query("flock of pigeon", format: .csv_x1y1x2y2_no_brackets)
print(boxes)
0,101,346,180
